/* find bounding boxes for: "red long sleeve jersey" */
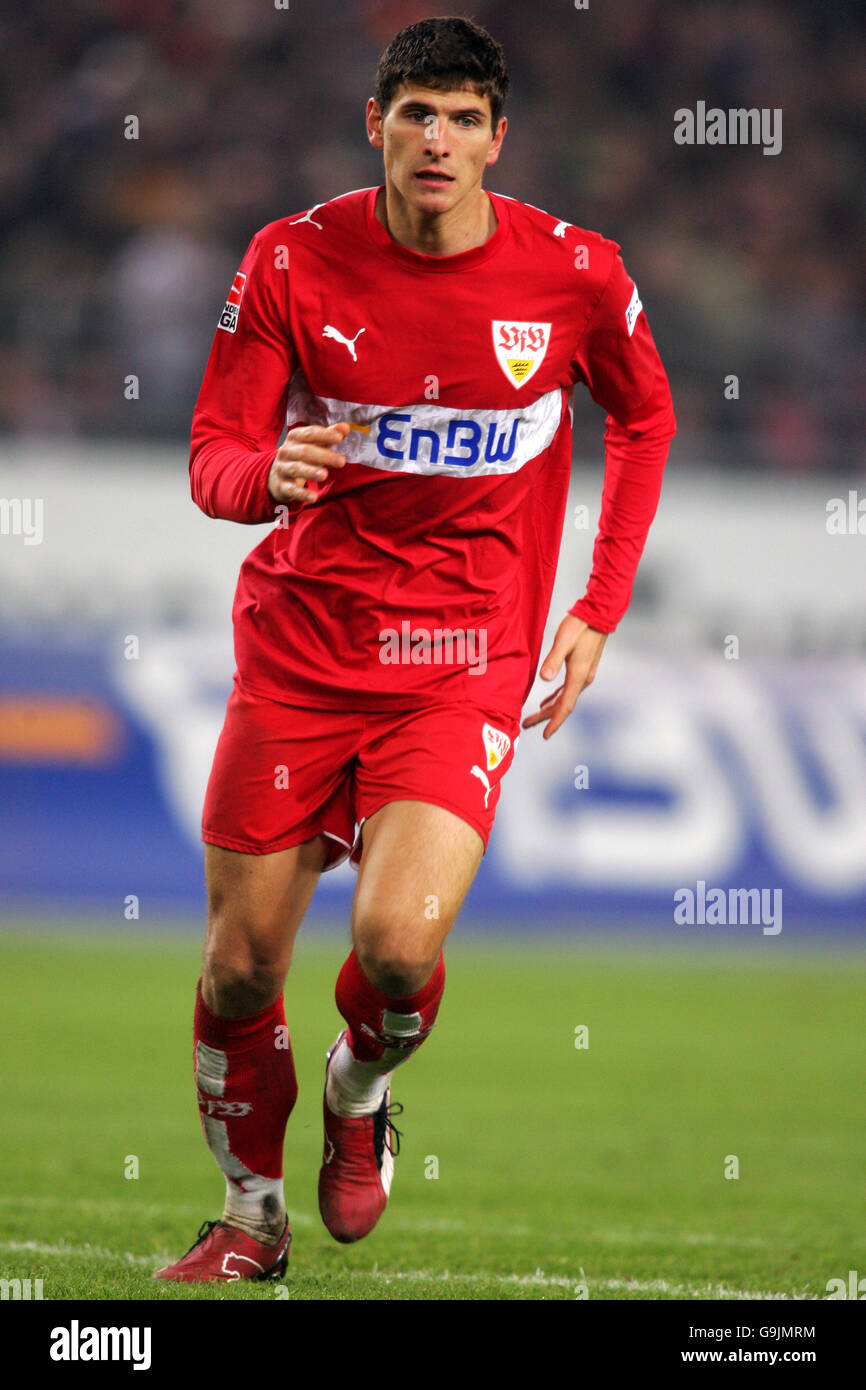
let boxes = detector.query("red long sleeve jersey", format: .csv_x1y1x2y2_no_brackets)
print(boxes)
190,185,676,719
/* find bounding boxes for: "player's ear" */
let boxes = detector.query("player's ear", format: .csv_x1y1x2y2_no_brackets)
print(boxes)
485,116,507,167
367,97,385,150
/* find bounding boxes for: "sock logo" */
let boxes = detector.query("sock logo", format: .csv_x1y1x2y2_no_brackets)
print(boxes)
379,1009,425,1049
197,1096,254,1118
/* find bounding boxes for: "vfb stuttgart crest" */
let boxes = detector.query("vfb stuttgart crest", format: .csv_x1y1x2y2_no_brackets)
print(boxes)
469,722,512,809
492,320,551,388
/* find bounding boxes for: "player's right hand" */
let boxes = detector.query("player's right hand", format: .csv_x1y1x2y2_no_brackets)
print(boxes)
267,422,351,504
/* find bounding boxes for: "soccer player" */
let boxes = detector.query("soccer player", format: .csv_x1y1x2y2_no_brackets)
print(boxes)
155,16,676,1282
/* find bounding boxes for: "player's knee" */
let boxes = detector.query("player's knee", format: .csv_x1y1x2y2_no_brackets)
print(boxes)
354,927,438,997
202,936,284,1016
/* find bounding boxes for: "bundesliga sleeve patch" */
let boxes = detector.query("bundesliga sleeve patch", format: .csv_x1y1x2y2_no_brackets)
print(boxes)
625,282,643,337
218,271,247,333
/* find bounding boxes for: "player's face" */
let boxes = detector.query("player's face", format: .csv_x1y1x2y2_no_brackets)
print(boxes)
367,84,506,216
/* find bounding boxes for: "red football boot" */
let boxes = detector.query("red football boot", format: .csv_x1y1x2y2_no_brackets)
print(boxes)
318,1031,404,1244
152,1217,291,1283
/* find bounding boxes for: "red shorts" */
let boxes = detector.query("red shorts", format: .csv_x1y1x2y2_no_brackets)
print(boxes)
202,679,522,871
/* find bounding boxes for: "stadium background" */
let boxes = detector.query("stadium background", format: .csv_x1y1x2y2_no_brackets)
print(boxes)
1,0,863,928
0,0,864,1305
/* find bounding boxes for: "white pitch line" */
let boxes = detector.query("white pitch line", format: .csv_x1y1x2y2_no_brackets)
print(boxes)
351,1269,815,1300
0,1240,163,1268
0,1242,816,1299
368,1269,575,1289
598,1277,816,1301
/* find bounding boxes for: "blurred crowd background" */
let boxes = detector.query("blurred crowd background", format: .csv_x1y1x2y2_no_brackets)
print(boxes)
0,0,862,470
1,0,864,923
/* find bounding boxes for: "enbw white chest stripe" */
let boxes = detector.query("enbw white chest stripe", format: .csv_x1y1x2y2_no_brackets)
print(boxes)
285,370,563,479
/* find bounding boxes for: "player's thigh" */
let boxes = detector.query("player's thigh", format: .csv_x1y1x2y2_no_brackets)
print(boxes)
203,835,330,1013
350,799,483,987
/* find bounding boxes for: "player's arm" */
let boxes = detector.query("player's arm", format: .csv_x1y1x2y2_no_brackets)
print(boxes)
189,230,346,522
524,248,676,738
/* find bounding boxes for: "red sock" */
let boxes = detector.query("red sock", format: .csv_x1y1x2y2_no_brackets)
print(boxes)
193,981,297,1194
335,949,446,1062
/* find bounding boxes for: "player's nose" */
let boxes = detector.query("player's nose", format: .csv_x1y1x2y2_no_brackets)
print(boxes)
423,122,450,153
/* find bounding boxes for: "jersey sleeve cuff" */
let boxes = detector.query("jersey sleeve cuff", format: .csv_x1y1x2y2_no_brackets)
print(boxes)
568,599,618,635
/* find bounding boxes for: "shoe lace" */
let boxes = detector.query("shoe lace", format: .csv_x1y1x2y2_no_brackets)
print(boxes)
181,1219,223,1258
374,1100,404,1160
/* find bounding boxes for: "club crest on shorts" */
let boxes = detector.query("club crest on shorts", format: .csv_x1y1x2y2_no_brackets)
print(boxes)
482,722,511,771
218,271,247,333
469,723,512,808
491,320,551,388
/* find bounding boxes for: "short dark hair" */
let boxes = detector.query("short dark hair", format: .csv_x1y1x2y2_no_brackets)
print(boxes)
375,16,510,130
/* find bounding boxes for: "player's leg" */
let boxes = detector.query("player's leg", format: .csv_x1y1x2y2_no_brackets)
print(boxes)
153,680,363,1281
351,797,482,992
319,799,483,1242
201,838,326,1016
154,836,330,1281
333,795,482,1113
198,838,328,1236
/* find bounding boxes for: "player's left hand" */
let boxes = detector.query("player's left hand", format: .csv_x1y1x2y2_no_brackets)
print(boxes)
522,615,608,740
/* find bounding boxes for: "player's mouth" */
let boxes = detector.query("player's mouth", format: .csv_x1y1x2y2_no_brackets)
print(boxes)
415,169,454,186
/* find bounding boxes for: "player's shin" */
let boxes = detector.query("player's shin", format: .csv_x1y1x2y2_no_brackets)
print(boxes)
327,949,445,1116
193,980,297,1243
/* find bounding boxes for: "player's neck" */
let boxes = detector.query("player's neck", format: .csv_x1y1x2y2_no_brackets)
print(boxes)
376,185,497,258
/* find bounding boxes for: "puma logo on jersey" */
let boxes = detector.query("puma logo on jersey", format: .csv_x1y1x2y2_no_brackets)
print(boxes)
323,324,366,361
553,220,571,237
290,204,324,230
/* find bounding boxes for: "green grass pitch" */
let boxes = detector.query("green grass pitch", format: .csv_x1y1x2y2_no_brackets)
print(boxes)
1,928,863,1301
